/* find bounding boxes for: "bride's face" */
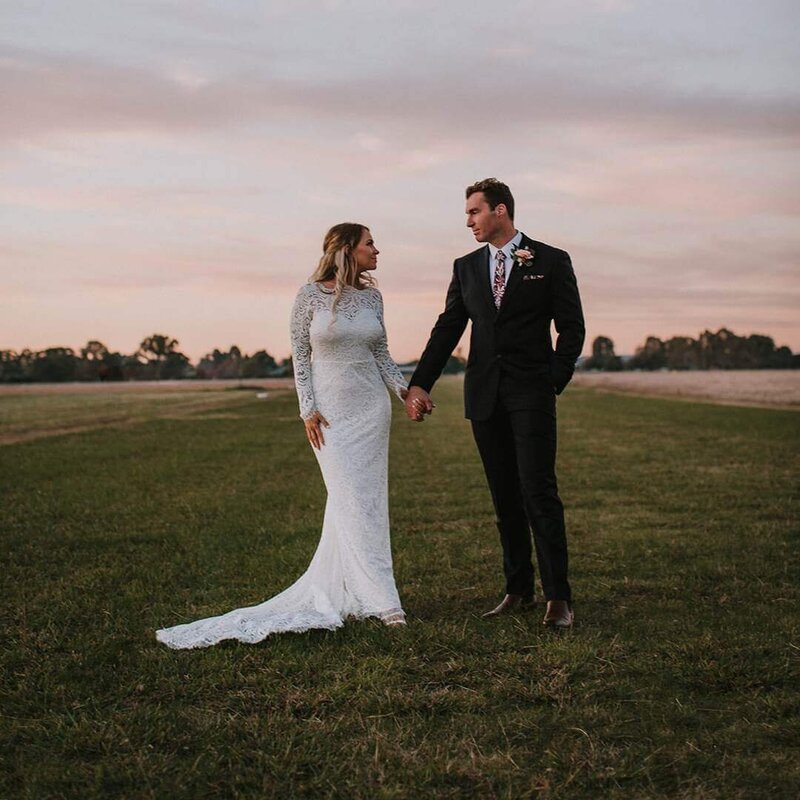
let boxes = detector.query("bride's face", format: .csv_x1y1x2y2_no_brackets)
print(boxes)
353,228,379,272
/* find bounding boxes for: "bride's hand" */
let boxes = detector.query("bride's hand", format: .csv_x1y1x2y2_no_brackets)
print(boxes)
304,412,330,449
404,386,433,421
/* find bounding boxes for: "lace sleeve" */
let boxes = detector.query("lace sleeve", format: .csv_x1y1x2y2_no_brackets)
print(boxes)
370,289,408,400
290,285,317,420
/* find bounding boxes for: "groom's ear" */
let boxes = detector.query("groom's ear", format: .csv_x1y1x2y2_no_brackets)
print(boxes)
495,203,508,218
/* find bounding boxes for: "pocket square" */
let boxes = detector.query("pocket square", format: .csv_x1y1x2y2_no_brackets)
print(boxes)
523,274,545,281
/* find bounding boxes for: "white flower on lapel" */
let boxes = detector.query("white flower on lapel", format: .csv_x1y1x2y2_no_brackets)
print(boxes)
512,246,535,268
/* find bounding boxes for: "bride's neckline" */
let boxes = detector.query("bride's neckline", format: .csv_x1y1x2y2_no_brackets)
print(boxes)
314,282,361,295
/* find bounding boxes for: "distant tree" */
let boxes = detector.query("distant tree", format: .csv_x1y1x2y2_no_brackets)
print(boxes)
630,336,666,370
583,336,622,371
196,349,222,379
196,346,246,379
697,328,739,369
695,329,791,369
769,346,794,369
743,334,775,368
17,349,36,380
218,346,242,379
121,354,145,381
0,350,25,383
30,347,79,382
241,349,278,378
627,328,796,371
81,340,109,362
97,351,125,381
160,351,193,380
137,334,185,379
138,334,178,363
665,336,700,370
76,340,115,381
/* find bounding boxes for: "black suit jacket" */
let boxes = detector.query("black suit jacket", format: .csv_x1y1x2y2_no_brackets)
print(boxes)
409,233,585,421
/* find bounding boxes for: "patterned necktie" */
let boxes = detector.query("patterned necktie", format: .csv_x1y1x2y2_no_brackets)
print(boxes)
492,249,506,308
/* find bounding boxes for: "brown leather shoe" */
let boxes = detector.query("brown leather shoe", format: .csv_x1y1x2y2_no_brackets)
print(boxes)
542,600,574,629
482,593,534,618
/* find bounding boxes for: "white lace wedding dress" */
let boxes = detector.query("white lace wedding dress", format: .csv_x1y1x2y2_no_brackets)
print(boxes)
155,283,408,649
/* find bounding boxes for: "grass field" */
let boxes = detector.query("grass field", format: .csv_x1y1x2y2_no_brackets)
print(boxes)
1,379,798,799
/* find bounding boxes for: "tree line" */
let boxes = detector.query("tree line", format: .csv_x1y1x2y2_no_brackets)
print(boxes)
582,328,798,371
0,335,467,383
2,327,795,383
0,335,291,383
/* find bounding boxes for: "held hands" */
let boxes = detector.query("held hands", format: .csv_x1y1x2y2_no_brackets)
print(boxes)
304,411,330,449
404,386,434,422
304,388,431,446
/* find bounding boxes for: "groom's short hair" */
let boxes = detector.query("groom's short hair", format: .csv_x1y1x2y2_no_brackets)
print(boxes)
466,178,514,222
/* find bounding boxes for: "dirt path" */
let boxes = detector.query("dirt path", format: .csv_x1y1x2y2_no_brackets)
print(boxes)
0,386,292,445
0,378,294,396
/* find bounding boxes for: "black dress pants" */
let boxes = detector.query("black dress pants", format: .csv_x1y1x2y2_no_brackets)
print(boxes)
471,388,571,602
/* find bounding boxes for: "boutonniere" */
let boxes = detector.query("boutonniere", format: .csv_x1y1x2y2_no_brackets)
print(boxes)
512,246,535,268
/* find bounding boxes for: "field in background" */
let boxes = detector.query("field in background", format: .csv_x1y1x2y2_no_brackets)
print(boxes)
2,368,797,410
572,369,800,408
1,379,798,798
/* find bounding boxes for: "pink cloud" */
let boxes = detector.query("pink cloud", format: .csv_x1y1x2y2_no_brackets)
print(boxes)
3,46,799,147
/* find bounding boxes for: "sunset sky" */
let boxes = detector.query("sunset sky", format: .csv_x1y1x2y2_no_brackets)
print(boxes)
2,0,798,362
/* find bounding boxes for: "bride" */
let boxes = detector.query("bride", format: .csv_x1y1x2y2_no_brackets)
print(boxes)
156,223,412,649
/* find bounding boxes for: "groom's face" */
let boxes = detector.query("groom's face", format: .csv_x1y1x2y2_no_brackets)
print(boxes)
465,192,503,242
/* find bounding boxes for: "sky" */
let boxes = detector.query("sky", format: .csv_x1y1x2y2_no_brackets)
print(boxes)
1,0,798,362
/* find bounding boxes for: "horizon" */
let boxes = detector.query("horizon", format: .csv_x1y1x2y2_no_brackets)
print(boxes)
2,1,798,363
2,320,796,365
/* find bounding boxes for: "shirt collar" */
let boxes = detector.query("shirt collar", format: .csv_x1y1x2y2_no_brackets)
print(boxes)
488,230,523,261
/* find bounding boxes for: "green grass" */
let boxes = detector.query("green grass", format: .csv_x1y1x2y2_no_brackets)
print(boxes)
1,379,798,799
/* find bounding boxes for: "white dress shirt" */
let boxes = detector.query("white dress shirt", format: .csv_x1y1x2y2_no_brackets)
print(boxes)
487,230,523,288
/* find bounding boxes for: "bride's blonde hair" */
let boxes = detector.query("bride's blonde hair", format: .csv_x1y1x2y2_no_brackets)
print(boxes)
310,222,375,311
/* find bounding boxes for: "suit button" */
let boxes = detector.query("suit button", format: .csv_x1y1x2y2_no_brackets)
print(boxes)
496,354,503,360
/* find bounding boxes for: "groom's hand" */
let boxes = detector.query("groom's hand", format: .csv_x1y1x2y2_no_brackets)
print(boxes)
405,386,434,422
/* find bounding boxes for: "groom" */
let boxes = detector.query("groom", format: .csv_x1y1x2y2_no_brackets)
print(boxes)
406,178,585,628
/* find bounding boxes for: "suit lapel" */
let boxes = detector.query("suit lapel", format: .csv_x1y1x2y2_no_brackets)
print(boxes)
474,246,496,315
